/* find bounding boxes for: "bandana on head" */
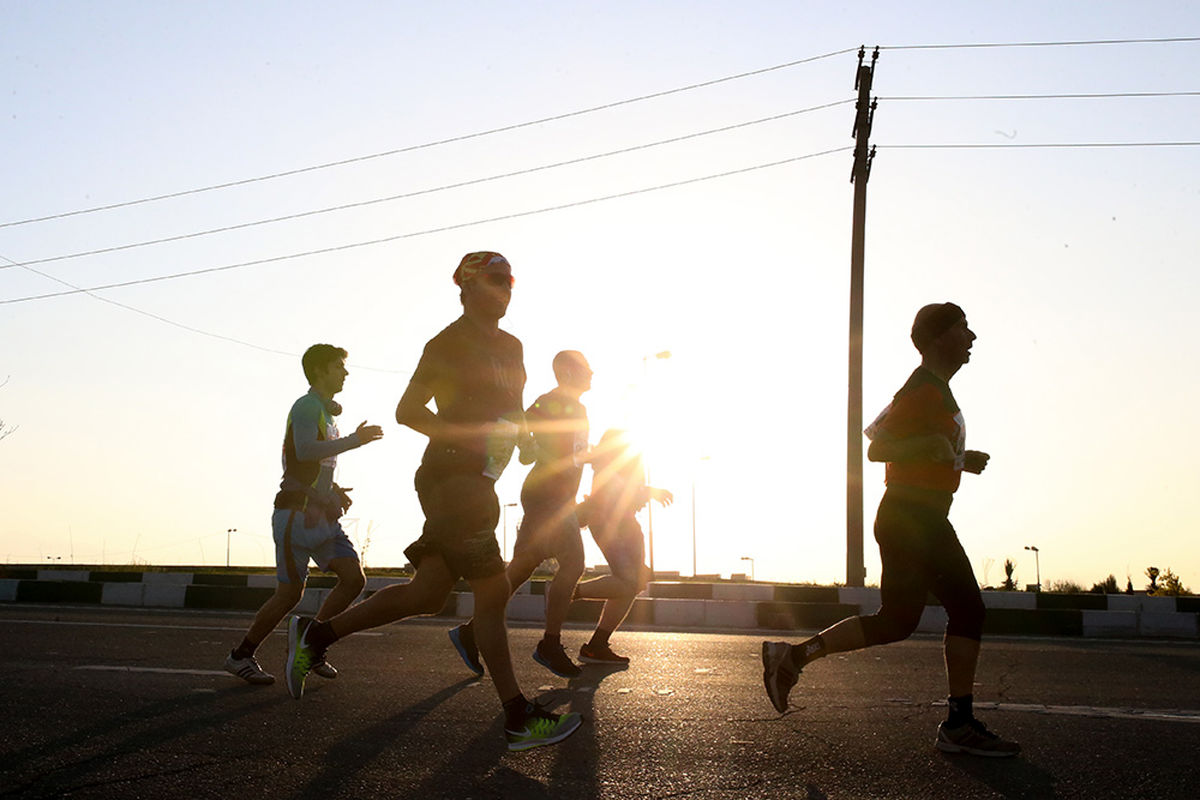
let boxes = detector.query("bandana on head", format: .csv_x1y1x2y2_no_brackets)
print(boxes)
453,251,513,286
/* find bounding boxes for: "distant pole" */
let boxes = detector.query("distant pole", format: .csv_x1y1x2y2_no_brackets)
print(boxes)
846,46,878,588
1024,545,1041,591
740,556,755,582
641,350,671,577
226,528,236,568
502,503,518,561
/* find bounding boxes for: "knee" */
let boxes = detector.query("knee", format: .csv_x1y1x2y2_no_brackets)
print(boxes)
340,568,366,596
947,595,985,640
861,608,921,646
275,581,305,607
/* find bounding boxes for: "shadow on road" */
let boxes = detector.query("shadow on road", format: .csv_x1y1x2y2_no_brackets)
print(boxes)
940,751,1057,799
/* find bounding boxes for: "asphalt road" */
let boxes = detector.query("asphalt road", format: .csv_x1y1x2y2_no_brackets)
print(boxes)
3,604,1199,799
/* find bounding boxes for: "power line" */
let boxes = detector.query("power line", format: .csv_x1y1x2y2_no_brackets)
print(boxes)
0,47,858,230
3,99,854,270
882,90,1200,101
0,146,852,305
0,251,403,372
880,141,1200,149
882,36,1200,51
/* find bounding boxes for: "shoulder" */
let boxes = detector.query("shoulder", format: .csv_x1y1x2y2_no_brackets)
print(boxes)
289,392,322,422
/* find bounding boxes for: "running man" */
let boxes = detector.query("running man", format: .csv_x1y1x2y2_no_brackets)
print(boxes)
449,350,594,679
285,252,581,752
574,429,673,665
224,344,383,685
761,303,1020,757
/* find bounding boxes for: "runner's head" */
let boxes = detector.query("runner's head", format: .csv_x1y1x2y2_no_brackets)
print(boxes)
553,350,593,394
911,302,975,371
454,251,514,318
301,343,349,400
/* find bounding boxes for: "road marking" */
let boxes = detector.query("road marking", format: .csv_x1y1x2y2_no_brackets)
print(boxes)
980,701,1200,724
0,619,381,635
76,665,230,677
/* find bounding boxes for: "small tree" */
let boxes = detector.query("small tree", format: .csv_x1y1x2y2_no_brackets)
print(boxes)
1153,568,1192,597
1126,577,1134,594
1090,574,1119,594
1002,558,1017,591
1146,566,1160,594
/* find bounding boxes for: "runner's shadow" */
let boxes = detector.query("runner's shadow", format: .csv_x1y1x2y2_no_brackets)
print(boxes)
293,676,483,800
940,750,1057,799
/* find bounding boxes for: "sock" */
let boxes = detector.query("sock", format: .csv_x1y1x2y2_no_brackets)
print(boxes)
947,694,974,728
541,633,561,648
789,635,826,669
306,620,338,651
503,693,530,730
232,638,258,660
589,627,613,648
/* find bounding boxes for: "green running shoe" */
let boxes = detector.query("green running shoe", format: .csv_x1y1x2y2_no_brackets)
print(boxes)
286,615,321,699
505,706,583,752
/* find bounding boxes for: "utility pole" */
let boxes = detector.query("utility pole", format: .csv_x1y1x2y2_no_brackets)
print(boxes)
846,46,878,588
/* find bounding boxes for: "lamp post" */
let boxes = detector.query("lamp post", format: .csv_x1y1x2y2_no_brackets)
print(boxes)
1024,545,1040,592
502,503,518,561
740,556,755,582
691,455,710,577
226,528,237,568
641,350,672,577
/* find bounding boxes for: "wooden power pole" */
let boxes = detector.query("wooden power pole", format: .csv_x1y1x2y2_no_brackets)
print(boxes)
846,47,878,587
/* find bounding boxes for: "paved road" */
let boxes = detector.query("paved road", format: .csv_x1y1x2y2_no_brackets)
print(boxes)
3,604,1199,799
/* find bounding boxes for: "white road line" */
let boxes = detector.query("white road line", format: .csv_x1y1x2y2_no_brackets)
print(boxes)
980,701,1200,724
75,666,230,676
0,618,382,635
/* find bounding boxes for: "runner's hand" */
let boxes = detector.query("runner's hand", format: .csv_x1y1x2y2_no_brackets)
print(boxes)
651,488,674,507
963,450,990,474
355,421,384,443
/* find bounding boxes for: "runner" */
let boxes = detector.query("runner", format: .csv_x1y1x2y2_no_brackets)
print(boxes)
573,429,673,665
284,252,581,752
761,303,1020,757
449,350,594,679
224,344,383,685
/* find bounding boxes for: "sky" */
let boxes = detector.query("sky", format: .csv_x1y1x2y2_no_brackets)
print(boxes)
1,2,1197,590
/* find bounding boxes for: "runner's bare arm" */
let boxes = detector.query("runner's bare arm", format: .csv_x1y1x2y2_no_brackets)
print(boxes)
866,430,956,465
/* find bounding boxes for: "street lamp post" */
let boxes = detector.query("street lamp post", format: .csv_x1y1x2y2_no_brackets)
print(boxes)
641,350,671,577
226,528,236,568
740,556,755,582
1024,545,1041,591
691,455,710,577
502,503,518,561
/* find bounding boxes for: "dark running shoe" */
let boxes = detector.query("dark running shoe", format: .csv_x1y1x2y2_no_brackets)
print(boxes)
761,640,799,713
533,641,582,678
505,705,583,752
579,642,630,665
936,718,1021,757
311,660,338,679
449,623,484,676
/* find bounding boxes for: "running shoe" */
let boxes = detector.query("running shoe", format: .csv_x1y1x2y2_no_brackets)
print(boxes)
505,705,584,752
935,718,1021,757
579,642,630,665
223,652,275,685
761,640,799,713
449,623,484,676
286,615,324,699
533,641,582,678
312,660,338,679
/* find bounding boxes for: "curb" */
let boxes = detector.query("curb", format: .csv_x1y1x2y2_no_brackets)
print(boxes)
2,569,1197,639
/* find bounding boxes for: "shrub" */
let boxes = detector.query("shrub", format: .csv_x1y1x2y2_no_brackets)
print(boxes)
1047,579,1086,594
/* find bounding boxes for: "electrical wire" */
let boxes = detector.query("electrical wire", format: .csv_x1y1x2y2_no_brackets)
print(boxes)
3,99,855,270
882,36,1200,51
0,146,852,305
882,91,1200,101
0,47,858,230
879,141,1200,149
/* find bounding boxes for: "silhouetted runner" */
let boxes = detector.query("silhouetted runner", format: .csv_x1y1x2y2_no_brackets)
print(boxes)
284,252,581,752
449,350,594,679
762,303,1020,757
224,344,382,686
574,429,673,666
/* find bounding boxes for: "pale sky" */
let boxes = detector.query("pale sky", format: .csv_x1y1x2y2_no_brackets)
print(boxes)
2,2,1197,591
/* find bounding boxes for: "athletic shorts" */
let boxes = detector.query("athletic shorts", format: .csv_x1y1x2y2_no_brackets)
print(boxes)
590,515,647,583
512,491,583,564
272,508,358,584
873,485,982,633
404,465,505,581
